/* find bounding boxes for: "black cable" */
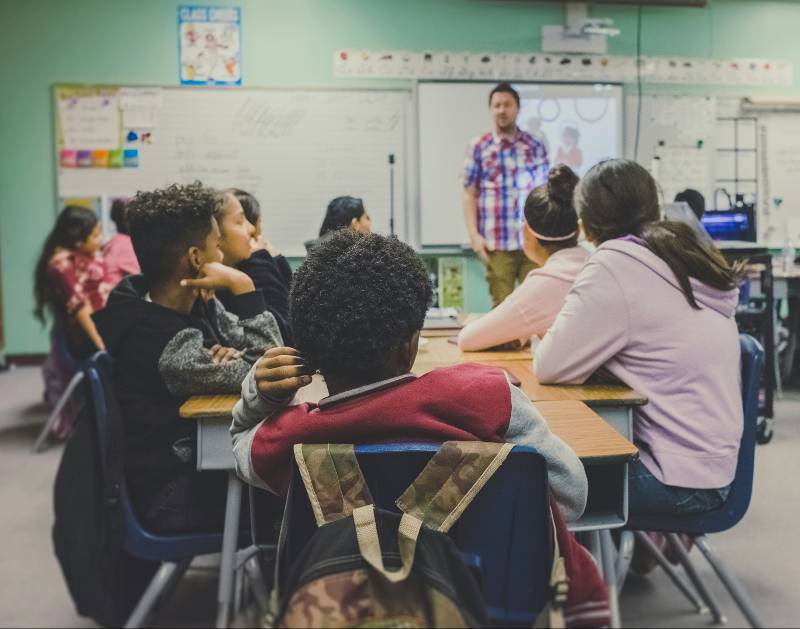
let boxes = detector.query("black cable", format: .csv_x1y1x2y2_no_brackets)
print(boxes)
634,5,643,162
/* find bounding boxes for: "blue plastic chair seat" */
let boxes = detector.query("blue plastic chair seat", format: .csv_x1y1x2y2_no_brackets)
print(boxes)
627,334,763,536
86,352,249,563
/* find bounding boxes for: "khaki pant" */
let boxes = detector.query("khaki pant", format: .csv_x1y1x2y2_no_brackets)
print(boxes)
485,249,538,307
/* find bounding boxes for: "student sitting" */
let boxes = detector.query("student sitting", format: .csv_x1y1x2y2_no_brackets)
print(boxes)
103,198,141,287
303,195,372,254
535,159,742,517
214,189,294,344
458,165,589,351
231,230,587,522
93,182,282,533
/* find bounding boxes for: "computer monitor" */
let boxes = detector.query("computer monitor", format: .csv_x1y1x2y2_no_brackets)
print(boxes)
701,209,757,242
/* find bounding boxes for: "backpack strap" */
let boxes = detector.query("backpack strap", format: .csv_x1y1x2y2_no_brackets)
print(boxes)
352,505,422,584
395,441,514,532
293,444,373,527
533,509,568,629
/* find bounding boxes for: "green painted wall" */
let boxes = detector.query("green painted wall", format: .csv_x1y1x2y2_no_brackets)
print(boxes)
2,0,799,354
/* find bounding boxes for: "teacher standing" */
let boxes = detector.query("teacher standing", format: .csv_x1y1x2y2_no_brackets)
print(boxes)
463,83,550,307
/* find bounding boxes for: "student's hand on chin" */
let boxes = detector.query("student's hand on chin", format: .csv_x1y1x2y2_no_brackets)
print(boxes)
250,237,267,253
180,262,255,295
251,236,279,257
254,347,313,402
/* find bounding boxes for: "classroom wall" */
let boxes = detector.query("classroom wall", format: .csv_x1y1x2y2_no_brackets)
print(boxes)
2,0,800,355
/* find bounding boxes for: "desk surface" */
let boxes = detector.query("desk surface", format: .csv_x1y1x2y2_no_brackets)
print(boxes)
180,394,636,463
413,360,646,405
533,400,638,463
417,335,532,362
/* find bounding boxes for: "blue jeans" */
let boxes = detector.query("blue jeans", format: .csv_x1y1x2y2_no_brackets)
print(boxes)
629,459,731,517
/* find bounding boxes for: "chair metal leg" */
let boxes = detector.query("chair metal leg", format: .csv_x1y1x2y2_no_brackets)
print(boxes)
694,536,764,629
634,532,708,615
616,531,635,591
244,555,271,614
664,533,726,623
598,530,621,629
125,560,190,629
32,371,84,453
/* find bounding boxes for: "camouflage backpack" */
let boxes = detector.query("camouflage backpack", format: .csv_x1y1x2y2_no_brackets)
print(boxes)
267,441,568,629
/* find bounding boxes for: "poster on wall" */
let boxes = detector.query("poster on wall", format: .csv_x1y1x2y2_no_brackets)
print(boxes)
178,6,242,86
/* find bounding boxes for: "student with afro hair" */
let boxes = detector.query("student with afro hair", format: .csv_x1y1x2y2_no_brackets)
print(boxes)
231,230,588,522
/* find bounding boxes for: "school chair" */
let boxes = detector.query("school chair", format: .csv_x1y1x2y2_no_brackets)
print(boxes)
85,352,256,628
274,443,553,626
619,334,764,628
32,324,86,453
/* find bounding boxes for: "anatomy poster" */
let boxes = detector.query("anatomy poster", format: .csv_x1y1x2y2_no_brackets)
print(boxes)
179,6,241,86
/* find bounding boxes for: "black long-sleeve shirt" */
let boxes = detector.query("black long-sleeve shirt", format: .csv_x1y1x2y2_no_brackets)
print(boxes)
217,250,294,345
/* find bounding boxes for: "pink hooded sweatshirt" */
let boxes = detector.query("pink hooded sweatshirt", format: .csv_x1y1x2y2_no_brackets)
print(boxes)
535,237,742,490
103,234,141,287
458,246,589,351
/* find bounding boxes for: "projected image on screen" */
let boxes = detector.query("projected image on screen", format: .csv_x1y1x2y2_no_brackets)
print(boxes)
515,84,619,177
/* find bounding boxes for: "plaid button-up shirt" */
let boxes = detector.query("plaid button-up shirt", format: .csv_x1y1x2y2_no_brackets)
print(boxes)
463,128,550,251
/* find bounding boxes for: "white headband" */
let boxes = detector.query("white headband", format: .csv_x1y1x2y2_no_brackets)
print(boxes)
529,228,577,242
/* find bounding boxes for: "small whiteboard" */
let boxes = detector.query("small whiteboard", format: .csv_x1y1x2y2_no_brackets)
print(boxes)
758,114,800,246
55,86,410,256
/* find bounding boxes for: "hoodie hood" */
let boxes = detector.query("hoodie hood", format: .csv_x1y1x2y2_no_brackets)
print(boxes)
598,237,739,318
93,274,200,354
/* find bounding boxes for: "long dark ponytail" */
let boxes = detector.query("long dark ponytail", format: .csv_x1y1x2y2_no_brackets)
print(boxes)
34,205,98,323
576,159,735,309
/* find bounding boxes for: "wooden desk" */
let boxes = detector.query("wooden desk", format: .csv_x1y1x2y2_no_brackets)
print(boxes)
416,335,531,362
179,392,638,466
534,401,637,464
181,394,240,420
413,359,646,407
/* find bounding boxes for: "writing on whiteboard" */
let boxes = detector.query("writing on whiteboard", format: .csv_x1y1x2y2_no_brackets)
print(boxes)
59,95,120,150
233,99,306,138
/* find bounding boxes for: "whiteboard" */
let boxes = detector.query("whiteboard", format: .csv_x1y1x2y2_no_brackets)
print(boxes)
624,95,717,203
417,81,623,247
758,114,800,246
56,87,410,256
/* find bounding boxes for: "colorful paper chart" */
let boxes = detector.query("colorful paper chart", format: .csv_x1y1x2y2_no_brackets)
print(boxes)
123,148,139,168
60,149,77,168
92,150,110,168
109,149,123,168
179,6,242,86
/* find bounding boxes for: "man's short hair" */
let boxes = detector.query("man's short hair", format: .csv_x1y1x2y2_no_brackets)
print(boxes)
126,182,221,284
290,230,432,381
674,188,706,221
489,82,520,107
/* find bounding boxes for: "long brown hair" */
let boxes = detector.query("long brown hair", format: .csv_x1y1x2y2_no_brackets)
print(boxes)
576,159,735,309
34,205,98,323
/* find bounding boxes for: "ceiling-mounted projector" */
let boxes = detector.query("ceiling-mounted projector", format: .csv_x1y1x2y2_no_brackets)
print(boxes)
542,2,621,54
